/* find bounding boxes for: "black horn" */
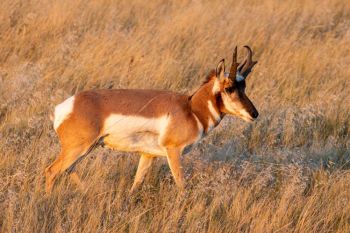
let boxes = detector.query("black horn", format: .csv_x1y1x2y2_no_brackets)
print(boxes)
237,46,257,79
228,46,238,81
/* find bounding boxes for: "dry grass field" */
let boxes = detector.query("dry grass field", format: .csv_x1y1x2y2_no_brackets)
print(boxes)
1,0,350,232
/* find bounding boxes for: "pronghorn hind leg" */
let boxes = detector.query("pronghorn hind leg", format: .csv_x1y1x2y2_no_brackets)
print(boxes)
45,142,96,194
166,147,185,191
130,153,154,193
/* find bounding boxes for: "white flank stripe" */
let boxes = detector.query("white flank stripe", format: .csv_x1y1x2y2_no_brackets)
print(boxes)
53,96,75,130
103,114,169,141
102,114,170,156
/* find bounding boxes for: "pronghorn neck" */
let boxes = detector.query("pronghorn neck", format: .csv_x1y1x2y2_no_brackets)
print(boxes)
190,77,223,133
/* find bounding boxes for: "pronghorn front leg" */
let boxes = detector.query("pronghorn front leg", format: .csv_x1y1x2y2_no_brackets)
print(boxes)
130,153,154,193
166,147,185,191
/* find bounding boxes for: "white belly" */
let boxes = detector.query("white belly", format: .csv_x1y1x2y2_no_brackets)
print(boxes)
102,114,169,156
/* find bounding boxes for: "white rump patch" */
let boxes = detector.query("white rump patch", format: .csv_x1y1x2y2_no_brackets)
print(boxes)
53,96,75,131
102,114,170,156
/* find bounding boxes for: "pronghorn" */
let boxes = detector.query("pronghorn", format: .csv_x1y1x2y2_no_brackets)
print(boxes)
45,46,258,193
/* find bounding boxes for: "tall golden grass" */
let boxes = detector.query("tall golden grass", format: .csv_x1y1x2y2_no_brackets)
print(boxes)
1,0,350,232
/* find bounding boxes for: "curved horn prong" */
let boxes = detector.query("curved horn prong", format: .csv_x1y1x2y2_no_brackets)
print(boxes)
239,46,253,73
237,59,246,73
238,45,257,78
228,46,238,81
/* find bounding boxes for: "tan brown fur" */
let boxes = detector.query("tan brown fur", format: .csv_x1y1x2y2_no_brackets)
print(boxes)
46,88,210,193
190,76,222,132
45,50,258,193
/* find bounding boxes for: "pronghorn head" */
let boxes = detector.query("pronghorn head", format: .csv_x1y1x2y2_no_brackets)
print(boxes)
214,46,259,122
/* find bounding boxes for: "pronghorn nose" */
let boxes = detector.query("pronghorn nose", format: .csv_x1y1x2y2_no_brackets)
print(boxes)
252,111,259,119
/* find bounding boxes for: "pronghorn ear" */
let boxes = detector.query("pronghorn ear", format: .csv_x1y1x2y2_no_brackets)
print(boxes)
216,59,225,81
